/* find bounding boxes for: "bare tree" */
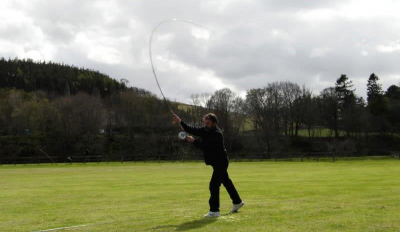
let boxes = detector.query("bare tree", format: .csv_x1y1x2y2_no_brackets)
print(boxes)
200,93,212,112
292,86,316,138
207,88,236,135
189,93,203,126
281,82,301,136
318,87,339,138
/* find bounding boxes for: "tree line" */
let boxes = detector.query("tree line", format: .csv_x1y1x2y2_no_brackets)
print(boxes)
1,58,400,163
0,57,127,97
187,74,400,154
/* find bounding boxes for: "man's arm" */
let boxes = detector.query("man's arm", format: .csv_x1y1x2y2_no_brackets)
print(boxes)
180,120,204,136
187,135,203,149
172,112,204,136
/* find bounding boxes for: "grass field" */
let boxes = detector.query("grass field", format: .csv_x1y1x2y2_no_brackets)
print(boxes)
1,159,400,232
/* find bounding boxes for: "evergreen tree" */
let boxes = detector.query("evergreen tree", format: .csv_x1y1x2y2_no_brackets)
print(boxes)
335,74,355,104
335,75,361,136
366,73,383,102
367,74,388,117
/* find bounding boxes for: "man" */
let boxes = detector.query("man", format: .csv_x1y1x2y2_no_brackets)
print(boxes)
172,112,245,218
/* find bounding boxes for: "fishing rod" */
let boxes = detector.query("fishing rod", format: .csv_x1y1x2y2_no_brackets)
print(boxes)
149,19,211,114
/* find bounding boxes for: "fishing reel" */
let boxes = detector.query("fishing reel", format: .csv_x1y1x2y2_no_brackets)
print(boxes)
178,131,187,140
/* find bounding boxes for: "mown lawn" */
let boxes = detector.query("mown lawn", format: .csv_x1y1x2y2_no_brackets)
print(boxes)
0,159,399,232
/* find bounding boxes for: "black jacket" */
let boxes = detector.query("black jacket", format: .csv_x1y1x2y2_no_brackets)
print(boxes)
180,120,229,166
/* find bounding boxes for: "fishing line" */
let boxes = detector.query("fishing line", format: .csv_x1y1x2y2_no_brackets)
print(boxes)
149,19,211,114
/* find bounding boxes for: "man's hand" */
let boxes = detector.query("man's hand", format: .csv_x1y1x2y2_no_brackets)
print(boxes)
186,135,195,143
172,113,181,124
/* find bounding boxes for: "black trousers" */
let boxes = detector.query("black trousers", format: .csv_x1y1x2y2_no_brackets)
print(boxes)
209,162,242,212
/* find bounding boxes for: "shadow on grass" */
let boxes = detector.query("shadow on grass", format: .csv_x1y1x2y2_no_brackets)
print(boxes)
151,213,231,231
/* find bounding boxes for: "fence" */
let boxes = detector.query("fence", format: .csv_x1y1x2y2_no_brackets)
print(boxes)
1,151,399,165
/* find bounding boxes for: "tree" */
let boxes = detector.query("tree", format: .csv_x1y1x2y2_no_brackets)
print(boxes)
366,73,383,102
364,76,390,135
207,88,236,136
189,93,203,126
281,82,301,136
335,75,361,136
385,85,400,134
231,96,246,134
229,96,247,152
293,86,317,138
245,83,286,152
335,74,355,106
245,88,265,131
318,87,339,138
386,85,400,100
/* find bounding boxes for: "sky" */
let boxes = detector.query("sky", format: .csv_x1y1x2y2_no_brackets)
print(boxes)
1,0,400,103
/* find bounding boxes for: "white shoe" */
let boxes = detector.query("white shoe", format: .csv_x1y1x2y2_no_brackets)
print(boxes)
231,201,245,213
204,211,220,218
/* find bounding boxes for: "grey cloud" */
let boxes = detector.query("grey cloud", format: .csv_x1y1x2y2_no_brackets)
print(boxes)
1,0,399,103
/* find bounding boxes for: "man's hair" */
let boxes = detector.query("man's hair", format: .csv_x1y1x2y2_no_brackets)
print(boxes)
203,113,218,124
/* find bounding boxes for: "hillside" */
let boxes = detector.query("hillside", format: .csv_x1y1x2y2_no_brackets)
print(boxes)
0,57,128,97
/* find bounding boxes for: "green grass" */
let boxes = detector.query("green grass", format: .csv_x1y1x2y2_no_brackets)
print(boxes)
1,160,400,232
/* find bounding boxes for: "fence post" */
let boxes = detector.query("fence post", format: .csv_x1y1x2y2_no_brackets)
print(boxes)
332,152,336,162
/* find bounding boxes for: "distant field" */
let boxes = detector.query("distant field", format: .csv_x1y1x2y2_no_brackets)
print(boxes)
297,128,346,137
1,160,399,232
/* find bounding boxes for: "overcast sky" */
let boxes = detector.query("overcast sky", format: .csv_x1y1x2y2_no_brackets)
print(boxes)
1,0,400,103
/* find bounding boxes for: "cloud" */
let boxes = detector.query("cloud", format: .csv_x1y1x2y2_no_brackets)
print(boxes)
309,48,333,58
376,40,400,53
0,0,399,103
